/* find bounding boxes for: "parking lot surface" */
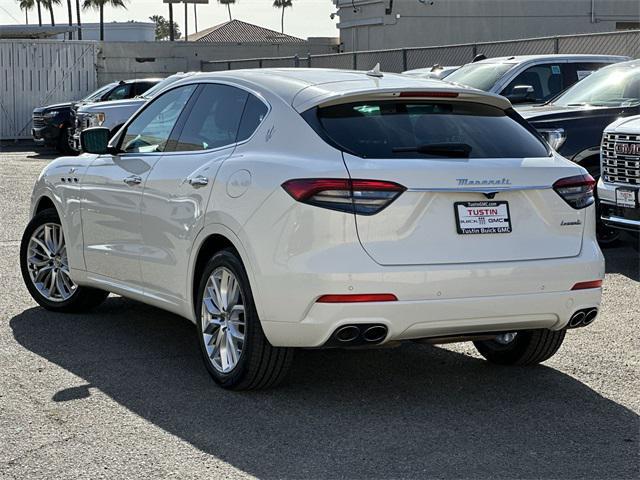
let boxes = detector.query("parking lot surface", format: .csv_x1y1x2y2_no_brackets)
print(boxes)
0,148,638,479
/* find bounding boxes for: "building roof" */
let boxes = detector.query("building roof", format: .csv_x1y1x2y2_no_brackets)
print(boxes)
0,25,77,39
187,19,305,44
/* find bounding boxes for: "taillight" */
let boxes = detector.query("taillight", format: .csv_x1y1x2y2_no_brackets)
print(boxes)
281,178,406,215
553,174,596,209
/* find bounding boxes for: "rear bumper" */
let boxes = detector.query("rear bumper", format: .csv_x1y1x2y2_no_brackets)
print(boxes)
262,288,602,347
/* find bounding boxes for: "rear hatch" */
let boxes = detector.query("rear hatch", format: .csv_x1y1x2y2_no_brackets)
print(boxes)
308,96,586,266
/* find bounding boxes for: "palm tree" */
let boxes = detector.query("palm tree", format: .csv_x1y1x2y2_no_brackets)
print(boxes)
273,0,292,34
75,0,82,39
82,0,128,41
18,0,35,24
36,0,42,26
218,0,235,22
66,0,73,38
41,0,61,26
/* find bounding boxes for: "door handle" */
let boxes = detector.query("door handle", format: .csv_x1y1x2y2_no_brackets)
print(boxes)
123,175,142,186
188,175,209,188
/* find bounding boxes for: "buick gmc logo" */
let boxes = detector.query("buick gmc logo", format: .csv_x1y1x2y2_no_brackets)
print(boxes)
615,143,640,156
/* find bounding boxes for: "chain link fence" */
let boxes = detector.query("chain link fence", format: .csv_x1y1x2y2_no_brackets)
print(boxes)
201,30,640,73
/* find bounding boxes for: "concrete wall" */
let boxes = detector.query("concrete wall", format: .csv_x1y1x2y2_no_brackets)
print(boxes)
334,0,640,51
96,38,339,84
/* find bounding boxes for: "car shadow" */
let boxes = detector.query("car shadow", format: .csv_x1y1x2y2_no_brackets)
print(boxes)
603,243,639,281
10,299,638,479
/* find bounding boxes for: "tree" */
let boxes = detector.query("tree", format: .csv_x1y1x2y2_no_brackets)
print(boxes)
18,0,35,24
75,0,82,39
273,0,292,34
150,14,181,41
82,0,128,41
218,0,235,22
66,0,73,38
41,0,61,26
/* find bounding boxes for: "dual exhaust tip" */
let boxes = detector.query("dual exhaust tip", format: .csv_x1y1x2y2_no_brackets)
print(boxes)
327,324,388,347
568,308,598,328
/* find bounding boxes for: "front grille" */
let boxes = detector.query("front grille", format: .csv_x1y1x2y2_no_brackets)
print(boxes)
601,133,640,186
32,114,45,129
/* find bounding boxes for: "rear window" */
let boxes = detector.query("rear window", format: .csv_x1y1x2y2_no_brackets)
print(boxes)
304,100,550,159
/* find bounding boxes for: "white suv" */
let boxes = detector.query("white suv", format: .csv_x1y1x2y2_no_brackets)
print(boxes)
597,115,640,237
20,69,604,390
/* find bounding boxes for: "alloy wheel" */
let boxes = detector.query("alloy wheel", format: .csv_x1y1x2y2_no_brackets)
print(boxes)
201,267,246,374
26,222,76,302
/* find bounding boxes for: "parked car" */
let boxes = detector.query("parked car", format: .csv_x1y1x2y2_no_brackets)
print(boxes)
403,65,460,80
597,115,640,246
445,54,628,105
72,73,196,151
519,60,640,244
20,69,604,390
32,79,160,153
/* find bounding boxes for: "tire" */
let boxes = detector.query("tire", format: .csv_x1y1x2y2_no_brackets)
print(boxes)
473,329,566,366
20,208,108,312
55,126,73,155
196,248,294,390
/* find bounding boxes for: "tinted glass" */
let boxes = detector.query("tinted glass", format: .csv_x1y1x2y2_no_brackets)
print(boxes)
502,64,564,103
141,75,186,99
445,62,514,91
174,84,247,151
82,83,116,102
237,95,268,142
553,64,640,107
106,84,131,101
122,85,197,153
134,81,159,96
310,100,549,159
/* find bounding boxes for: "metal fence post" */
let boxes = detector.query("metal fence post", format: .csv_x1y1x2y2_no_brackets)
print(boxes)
554,37,560,54
294,54,299,67
353,52,357,70
472,44,477,59
308,53,312,68
259,59,263,68
402,49,408,71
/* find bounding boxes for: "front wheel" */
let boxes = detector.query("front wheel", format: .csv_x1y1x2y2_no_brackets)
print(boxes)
20,208,108,312
196,249,293,390
474,329,566,365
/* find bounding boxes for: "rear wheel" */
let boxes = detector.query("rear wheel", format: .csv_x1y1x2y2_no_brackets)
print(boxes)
55,126,74,155
20,208,108,312
473,329,566,365
196,249,293,390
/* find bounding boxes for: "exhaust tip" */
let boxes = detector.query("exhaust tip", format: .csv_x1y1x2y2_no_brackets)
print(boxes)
569,311,586,328
362,325,388,343
582,309,598,326
335,325,360,343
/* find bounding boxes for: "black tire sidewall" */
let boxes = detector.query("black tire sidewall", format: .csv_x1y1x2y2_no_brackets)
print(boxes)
474,331,534,365
195,249,260,388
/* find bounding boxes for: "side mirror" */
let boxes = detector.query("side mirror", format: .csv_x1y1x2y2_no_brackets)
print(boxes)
507,85,536,104
80,127,111,154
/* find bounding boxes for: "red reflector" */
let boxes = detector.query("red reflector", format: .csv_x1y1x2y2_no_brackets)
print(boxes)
399,91,459,98
571,280,603,290
316,294,398,303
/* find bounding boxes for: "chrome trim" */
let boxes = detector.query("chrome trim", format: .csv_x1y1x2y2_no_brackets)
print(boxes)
601,215,640,228
406,185,551,193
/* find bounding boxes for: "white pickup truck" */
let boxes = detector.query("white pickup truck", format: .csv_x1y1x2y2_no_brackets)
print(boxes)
72,72,195,151
597,115,640,245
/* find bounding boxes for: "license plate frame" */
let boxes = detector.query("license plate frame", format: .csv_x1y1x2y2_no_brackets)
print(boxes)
454,201,512,235
616,188,638,208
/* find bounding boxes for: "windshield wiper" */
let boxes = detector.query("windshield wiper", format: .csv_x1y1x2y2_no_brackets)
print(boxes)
392,143,472,158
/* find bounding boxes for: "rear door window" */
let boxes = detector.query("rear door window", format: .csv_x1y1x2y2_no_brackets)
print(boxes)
134,81,158,96
305,100,549,159
105,84,132,101
237,95,268,142
172,84,248,152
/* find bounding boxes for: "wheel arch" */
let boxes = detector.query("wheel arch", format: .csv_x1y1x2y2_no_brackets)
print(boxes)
571,146,601,176
188,224,262,324
34,195,57,216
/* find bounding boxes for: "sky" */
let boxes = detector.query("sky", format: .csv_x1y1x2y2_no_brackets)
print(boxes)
0,0,339,39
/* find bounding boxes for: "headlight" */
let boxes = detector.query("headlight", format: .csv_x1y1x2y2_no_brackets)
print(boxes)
43,110,59,119
538,128,566,151
88,112,106,127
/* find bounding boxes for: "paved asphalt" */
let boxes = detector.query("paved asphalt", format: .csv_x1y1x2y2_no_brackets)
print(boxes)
0,147,638,480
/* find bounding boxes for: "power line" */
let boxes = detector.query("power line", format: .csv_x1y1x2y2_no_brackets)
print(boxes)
0,5,21,24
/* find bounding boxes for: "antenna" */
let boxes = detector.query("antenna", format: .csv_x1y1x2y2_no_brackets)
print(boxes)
366,63,383,78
